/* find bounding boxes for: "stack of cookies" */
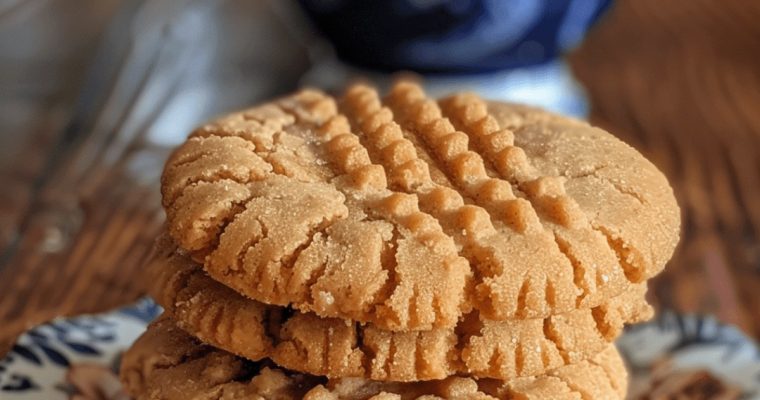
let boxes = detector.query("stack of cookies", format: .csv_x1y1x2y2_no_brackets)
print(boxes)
120,81,680,399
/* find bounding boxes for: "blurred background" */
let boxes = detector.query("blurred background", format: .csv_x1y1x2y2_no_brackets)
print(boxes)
0,0,759,395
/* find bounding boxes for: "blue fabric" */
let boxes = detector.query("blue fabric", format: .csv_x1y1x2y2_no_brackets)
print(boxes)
299,0,612,73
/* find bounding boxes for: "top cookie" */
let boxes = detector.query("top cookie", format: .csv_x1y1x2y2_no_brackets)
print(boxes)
161,81,679,331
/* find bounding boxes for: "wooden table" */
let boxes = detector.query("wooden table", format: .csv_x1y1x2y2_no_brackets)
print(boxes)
1,0,759,355
569,0,760,337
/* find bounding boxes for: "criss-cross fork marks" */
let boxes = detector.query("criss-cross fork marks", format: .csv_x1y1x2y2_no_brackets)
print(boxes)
387,83,635,306
338,82,638,319
409,83,655,300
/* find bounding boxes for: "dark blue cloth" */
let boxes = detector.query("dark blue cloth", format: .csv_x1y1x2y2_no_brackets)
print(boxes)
299,0,612,73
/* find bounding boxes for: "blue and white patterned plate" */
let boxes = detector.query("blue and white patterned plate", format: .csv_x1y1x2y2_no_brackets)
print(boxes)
1,301,759,399
618,312,760,399
0,299,160,399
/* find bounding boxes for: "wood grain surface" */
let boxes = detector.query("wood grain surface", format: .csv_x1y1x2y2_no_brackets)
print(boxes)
570,0,760,337
1,0,759,356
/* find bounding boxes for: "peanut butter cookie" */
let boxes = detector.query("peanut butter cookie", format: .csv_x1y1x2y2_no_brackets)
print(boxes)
120,317,628,400
147,233,651,381
161,81,679,330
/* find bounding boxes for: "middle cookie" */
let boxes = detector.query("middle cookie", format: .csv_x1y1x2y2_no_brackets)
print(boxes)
147,235,652,382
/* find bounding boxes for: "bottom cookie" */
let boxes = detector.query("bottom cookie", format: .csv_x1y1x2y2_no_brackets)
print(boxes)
120,316,628,400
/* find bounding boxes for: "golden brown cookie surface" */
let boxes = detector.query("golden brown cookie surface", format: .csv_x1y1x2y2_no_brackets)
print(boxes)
120,317,628,400
161,81,679,329
146,233,651,381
